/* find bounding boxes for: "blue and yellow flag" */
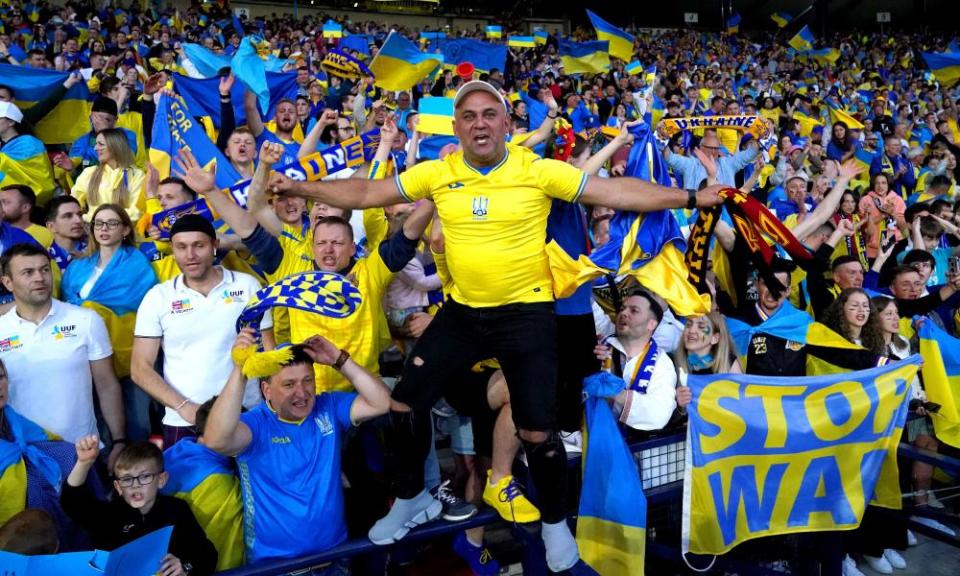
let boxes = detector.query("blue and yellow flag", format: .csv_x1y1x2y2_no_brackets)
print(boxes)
624,61,643,76
181,43,232,77
507,36,536,49
163,439,244,570
800,47,840,65
0,64,91,145
922,51,960,86
174,72,299,128
791,110,822,137
577,372,646,575
340,34,372,58
788,25,815,52
726,13,742,34
233,36,286,114
771,12,792,28
0,134,55,205
0,406,59,527
559,39,610,75
150,93,243,190
370,30,443,91
534,30,549,45
918,321,960,448
440,38,507,74
322,20,343,39
546,122,709,316
237,271,363,333
853,144,878,172
586,10,634,62
827,101,864,130
485,25,502,39
683,356,920,555
416,97,454,135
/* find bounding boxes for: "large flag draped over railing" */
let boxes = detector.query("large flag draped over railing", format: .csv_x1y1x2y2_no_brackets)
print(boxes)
683,356,920,555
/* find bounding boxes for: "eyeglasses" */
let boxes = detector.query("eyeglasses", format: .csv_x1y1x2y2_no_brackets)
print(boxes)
92,219,123,230
338,125,355,132
116,471,160,487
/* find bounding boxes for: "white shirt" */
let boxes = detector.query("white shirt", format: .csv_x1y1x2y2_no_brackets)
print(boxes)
0,299,112,442
134,268,269,426
606,336,677,431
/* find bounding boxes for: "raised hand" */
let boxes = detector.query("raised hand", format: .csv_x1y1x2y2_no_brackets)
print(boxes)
258,141,284,166
301,334,342,366
219,73,235,96
173,148,217,194
143,73,165,96
380,113,399,143
75,435,100,463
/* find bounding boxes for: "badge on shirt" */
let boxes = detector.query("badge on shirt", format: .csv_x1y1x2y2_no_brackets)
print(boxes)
221,289,245,304
0,335,22,352
472,195,489,220
171,299,193,314
315,412,334,436
785,340,804,351
51,324,77,340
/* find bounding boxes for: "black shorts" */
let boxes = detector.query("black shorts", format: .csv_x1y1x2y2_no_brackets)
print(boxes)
556,313,601,432
392,299,558,431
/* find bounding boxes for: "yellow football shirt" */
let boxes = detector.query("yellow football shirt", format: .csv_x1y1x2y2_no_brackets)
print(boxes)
396,144,587,308
289,250,394,393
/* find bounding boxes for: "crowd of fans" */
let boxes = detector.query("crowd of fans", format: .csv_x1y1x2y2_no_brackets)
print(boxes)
0,1,959,575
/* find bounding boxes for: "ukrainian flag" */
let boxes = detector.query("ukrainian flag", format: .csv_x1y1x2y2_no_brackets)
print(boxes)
416,97,454,135
828,102,864,130
726,13,741,34
546,122,710,316
233,36,289,114
322,20,343,39
918,321,960,448
803,47,840,65
61,246,157,377
0,64,91,145
559,39,610,75
163,438,245,570
182,43,232,77
150,93,243,191
586,10,634,62
485,25,502,39
792,110,822,137
340,34,372,58
853,144,877,172
0,132,55,205
370,30,443,91
624,60,643,76
0,405,60,527
174,72,299,130
771,12,792,28
922,51,960,86
507,36,536,49
534,30,549,45
576,372,646,575
789,25,815,52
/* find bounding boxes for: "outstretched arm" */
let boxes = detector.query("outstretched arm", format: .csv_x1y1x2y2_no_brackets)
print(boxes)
580,176,724,212
790,160,865,240
581,120,640,176
519,95,559,149
243,90,266,138
269,169,405,209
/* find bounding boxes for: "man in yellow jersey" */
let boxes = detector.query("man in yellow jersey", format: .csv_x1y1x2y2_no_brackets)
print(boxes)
269,81,725,572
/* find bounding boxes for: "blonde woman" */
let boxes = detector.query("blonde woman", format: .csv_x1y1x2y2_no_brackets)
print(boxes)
675,311,742,410
71,128,145,222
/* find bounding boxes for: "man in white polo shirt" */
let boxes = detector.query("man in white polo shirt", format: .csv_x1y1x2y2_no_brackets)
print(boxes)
0,243,126,466
131,215,267,447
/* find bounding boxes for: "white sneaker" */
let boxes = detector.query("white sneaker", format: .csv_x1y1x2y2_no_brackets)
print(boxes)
883,549,906,570
911,515,958,537
906,529,918,546
864,554,893,574
842,554,866,576
927,491,945,509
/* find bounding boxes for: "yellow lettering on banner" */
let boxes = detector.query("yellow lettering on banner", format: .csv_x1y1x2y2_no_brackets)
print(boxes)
699,380,746,454
804,381,869,441
872,366,908,434
744,385,807,448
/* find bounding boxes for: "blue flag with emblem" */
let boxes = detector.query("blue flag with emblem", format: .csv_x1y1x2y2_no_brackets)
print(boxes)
174,72,299,128
440,38,507,74
683,356,920,555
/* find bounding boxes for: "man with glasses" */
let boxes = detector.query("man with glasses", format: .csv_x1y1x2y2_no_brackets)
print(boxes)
62,437,218,576
336,117,357,142
662,127,760,189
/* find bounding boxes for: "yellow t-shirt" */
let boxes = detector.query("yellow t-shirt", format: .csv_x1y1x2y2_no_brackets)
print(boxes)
72,164,146,222
396,144,587,308
289,250,394,393
25,223,54,249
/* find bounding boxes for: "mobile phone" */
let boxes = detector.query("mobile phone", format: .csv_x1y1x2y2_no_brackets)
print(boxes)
949,256,960,277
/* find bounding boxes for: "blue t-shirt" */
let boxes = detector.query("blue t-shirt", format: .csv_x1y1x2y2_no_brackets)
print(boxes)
255,130,300,168
236,392,357,564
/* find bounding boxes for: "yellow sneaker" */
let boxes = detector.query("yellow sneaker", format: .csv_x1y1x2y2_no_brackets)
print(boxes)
482,470,541,523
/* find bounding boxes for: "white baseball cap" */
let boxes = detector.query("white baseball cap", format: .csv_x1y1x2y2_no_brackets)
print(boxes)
453,80,507,111
0,102,23,124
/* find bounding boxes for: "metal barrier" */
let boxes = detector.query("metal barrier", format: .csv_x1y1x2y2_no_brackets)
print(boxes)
218,431,960,576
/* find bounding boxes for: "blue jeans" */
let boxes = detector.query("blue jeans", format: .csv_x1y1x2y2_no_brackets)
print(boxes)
121,376,154,442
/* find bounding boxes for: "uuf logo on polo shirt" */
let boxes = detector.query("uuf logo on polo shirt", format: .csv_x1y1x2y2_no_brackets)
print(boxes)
171,299,193,313
0,335,22,351
221,289,245,304
51,324,77,340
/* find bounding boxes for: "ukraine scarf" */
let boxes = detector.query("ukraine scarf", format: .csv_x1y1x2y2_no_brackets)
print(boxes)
0,406,60,526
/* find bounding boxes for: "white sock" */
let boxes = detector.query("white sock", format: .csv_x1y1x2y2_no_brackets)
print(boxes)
541,520,579,572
